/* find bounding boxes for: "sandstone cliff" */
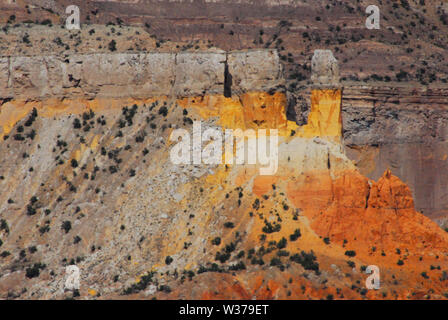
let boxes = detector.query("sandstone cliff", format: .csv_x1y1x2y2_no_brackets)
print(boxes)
0,47,447,300
0,49,283,101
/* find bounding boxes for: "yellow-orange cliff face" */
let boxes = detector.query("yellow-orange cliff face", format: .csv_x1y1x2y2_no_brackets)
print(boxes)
302,89,342,140
158,88,448,300
176,89,342,140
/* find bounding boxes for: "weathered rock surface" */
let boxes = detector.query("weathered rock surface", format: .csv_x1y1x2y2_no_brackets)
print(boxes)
0,49,283,100
342,85,448,222
311,50,340,88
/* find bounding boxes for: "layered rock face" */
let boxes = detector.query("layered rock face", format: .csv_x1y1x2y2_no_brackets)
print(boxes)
0,49,283,101
0,48,447,300
342,85,448,223
310,50,340,88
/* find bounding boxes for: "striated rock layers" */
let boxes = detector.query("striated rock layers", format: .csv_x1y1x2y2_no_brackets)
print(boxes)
0,49,283,101
310,50,340,89
342,85,448,223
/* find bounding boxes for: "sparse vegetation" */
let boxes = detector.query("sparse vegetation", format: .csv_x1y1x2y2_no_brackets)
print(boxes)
289,229,301,241
290,250,319,272
61,221,72,233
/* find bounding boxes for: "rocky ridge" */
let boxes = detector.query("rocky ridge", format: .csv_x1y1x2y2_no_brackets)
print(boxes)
0,49,283,101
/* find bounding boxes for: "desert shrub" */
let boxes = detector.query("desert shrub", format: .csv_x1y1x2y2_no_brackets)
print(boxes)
0,219,9,233
158,107,168,117
14,134,25,141
122,272,155,295
224,222,234,229
159,285,171,293
71,159,78,168
262,221,281,233
61,221,72,233
289,229,301,241
236,250,245,259
165,256,173,265
277,237,287,249
40,19,52,26
215,252,230,263
26,129,36,140
345,250,356,257
22,34,30,44
25,263,46,278
396,70,409,81
39,225,50,234
25,108,38,127
270,257,282,267
225,242,236,253
290,250,319,272
109,166,118,174
108,40,117,52
73,118,81,129
229,261,246,271
251,257,264,265
252,198,260,210
277,250,289,257
26,196,39,216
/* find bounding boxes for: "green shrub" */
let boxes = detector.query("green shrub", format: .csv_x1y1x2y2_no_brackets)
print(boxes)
165,256,173,265
122,272,155,295
229,261,246,271
344,250,356,257
289,229,301,241
25,263,46,278
71,159,78,168
262,221,281,233
277,237,287,249
215,252,230,263
0,219,9,233
290,250,319,272
224,222,234,228
61,221,72,233
108,40,117,52
270,257,282,267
